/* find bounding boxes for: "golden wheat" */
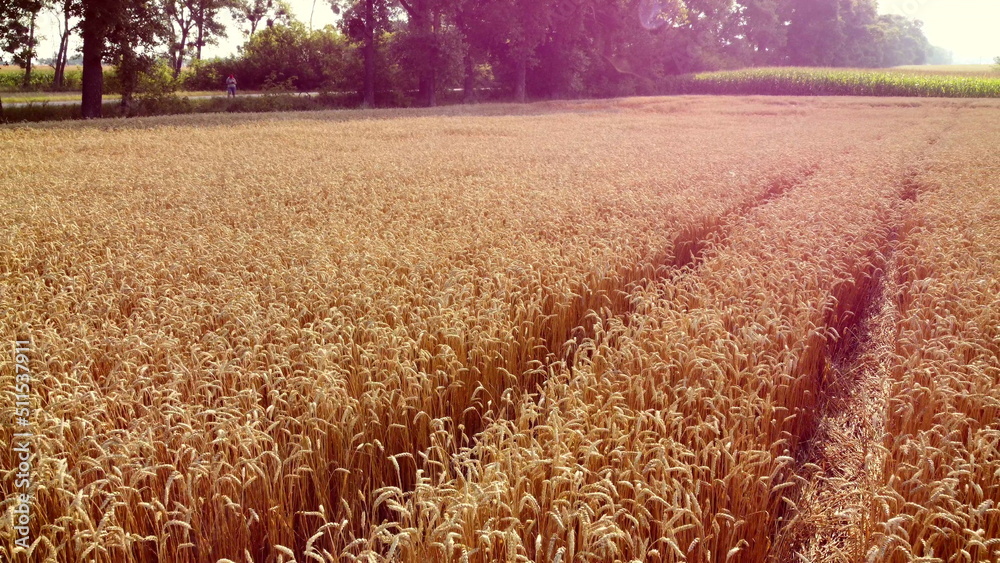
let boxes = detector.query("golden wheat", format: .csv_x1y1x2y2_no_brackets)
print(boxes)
0,97,996,562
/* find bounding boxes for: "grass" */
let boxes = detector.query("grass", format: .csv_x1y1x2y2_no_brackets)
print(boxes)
0,96,998,562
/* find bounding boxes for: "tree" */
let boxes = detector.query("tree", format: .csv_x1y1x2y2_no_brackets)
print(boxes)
164,0,195,77
870,14,930,67
210,21,359,91
0,0,44,88
80,0,111,117
453,0,511,102
361,0,374,105
163,0,225,77
230,0,290,38
79,0,162,118
191,0,230,61
507,0,553,102
396,0,450,106
47,0,78,90
784,0,845,66
109,0,165,112
450,0,557,103
18,0,40,87
520,0,688,98
780,0,930,68
333,0,394,107
729,0,788,66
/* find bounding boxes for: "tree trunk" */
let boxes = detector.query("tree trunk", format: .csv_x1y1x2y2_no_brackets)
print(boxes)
172,33,187,78
119,47,136,116
362,0,375,107
54,3,71,92
462,47,475,104
81,12,104,119
412,4,436,107
195,2,205,60
53,30,70,90
420,67,436,107
0,95,4,121
514,51,527,103
21,13,36,89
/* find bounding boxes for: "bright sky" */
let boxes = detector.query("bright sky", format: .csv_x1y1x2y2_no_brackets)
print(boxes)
198,0,341,58
879,0,1000,63
24,0,1000,67
30,0,341,64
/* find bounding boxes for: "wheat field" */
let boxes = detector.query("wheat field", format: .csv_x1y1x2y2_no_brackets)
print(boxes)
1,97,998,562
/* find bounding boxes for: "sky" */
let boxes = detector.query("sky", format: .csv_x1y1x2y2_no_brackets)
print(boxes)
879,0,1000,64
30,0,342,64
25,0,1000,67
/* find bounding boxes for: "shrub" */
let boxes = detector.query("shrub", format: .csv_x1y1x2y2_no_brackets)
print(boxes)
184,24,362,93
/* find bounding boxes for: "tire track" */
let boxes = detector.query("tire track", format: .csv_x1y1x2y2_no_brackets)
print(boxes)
359,164,823,545
770,223,901,562
768,116,956,563
534,165,819,393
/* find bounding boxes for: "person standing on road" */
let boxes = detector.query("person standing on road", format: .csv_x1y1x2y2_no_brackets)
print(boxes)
226,75,238,98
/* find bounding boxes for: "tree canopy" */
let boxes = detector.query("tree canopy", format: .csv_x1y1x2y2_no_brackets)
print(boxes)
1,0,945,116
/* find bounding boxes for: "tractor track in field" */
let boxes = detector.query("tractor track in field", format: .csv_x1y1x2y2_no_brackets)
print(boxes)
770,225,901,562
359,163,823,541
769,121,953,563
378,128,937,560
425,164,822,467
527,164,819,393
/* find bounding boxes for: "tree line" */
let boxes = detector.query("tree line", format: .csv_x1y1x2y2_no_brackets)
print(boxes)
1,0,944,118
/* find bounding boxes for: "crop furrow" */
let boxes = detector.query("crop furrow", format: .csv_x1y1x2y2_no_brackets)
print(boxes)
772,229,901,562
277,161,828,559
498,164,821,419
335,163,823,559
669,165,819,272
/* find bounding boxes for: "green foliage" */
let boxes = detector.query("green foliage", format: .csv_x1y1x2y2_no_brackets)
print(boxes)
106,59,178,95
0,0,44,69
0,67,106,92
0,92,361,123
184,23,361,92
680,68,1000,98
869,14,931,67
3,0,949,114
782,0,932,68
1,100,120,122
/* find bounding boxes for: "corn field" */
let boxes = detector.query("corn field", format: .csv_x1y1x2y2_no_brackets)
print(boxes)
682,68,1000,98
1,97,998,562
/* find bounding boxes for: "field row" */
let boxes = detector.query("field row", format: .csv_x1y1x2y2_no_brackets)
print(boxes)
355,107,953,562
873,113,1000,562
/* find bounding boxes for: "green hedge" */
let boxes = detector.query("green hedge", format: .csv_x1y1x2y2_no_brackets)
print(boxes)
0,92,363,123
